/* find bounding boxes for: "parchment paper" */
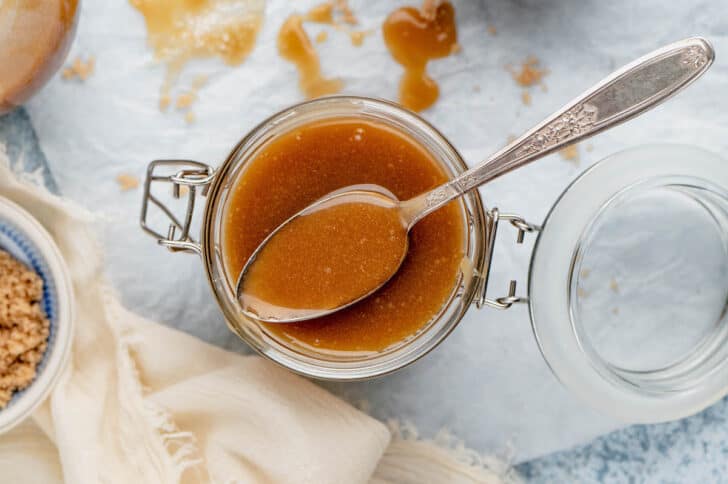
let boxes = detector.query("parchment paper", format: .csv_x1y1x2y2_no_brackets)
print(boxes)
23,0,728,463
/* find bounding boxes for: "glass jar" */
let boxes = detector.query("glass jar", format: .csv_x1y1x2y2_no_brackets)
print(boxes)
142,97,489,380
141,97,728,423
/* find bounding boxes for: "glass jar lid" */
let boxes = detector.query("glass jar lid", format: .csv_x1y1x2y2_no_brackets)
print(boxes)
529,144,728,422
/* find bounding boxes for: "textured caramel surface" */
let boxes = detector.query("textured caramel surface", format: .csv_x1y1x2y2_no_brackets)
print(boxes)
223,118,464,352
241,200,407,320
0,250,50,407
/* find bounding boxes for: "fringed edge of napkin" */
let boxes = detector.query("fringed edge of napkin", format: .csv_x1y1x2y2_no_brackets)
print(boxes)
105,290,210,483
371,420,522,484
1,146,208,483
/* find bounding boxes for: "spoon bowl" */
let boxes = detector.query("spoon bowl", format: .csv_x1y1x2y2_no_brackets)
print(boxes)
236,185,409,323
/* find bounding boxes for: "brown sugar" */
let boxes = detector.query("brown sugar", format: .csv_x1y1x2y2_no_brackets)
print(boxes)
509,56,548,87
224,118,464,352
278,15,343,98
0,250,50,408
383,1,459,112
116,173,140,191
62,56,95,81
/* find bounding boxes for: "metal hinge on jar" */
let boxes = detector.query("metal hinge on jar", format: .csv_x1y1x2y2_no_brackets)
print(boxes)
140,159,215,255
475,208,541,310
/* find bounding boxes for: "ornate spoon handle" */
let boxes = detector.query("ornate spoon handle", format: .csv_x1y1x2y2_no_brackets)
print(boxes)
404,37,714,225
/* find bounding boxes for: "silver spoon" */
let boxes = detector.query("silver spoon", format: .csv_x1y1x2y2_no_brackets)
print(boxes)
237,37,714,323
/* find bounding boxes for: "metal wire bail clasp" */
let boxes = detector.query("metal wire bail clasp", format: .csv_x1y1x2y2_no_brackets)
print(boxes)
476,208,541,309
140,159,215,255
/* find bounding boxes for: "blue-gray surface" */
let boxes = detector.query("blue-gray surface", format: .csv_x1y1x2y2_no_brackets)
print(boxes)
0,109,57,193
5,106,727,482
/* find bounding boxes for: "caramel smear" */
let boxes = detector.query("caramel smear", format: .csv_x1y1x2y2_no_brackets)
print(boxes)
383,1,458,112
130,0,264,106
116,173,140,191
278,15,343,98
62,56,95,81
509,56,548,87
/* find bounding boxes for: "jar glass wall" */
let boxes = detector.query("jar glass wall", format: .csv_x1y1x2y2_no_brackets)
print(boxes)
201,97,488,380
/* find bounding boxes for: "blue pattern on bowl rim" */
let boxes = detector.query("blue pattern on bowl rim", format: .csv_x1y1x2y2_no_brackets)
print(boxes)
0,218,57,410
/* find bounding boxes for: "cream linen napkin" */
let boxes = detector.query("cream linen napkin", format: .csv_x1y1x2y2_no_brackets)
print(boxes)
0,146,515,484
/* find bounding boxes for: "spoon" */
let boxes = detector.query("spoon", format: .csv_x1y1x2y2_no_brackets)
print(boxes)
237,37,714,323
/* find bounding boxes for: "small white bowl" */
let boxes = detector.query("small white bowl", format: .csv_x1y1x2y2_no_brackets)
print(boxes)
0,195,74,434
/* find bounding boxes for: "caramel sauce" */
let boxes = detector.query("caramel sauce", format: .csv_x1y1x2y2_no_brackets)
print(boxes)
130,0,263,105
0,0,79,113
306,2,335,24
383,1,458,112
278,15,343,98
223,118,464,352
240,200,408,321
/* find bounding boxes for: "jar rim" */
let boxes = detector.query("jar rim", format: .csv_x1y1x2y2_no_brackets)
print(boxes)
530,144,728,422
200,96,489,380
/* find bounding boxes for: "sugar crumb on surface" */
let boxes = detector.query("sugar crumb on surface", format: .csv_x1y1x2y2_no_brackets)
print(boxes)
175,92,196,109
508,56,548,87
521,90,531,106
420,0,437,21
336,0,358,25
487,24,497,35
116,173,140,191
349,30,371,47
559,144,579,164
62,56,95,81
185,111,196,124
0,250,50,408
306,2,335,24
159,93,171,111
192,75,208,89
316,30,329,43
609,278,619,293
